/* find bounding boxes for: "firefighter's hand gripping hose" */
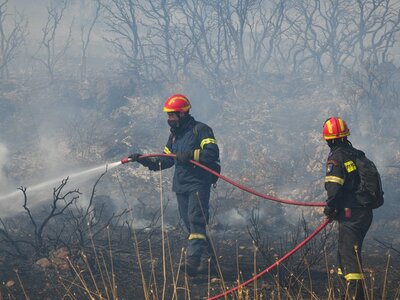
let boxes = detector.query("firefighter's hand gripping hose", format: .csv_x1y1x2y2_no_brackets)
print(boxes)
120,153,330,299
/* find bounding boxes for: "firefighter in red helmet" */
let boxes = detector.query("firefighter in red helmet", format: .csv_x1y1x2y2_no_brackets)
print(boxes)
323,117,373,300
127,94,220,277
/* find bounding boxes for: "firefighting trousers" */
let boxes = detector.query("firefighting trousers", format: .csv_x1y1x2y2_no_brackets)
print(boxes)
337,207,373,299
176,188,211,266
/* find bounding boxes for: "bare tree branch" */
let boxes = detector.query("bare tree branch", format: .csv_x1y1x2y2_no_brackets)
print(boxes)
32,0,72,82
0,0,28,79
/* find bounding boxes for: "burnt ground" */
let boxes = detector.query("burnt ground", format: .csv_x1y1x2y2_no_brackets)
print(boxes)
0,221,399,300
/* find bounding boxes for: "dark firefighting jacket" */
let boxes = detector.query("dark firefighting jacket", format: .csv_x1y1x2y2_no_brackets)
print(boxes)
325,144,363,209
142,116,219,193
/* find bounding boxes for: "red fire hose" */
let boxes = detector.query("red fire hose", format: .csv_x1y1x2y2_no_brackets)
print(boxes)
207,218,330,299
120,153,330,299
121,154,326,207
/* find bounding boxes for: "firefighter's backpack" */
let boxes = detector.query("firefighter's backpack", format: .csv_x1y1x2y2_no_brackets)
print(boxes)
354,152,384,209
193,123,221,184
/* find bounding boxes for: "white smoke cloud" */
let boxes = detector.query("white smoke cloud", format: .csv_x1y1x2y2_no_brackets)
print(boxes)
0,143,10,191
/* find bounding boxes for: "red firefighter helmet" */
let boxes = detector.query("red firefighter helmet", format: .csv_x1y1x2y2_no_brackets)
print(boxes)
163,94,191,113
323,117,350,140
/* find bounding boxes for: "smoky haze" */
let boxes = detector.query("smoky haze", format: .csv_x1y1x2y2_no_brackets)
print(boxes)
0,0,399,253
0,1,399,298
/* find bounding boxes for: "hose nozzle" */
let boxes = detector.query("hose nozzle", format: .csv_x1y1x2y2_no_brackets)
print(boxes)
120,157,132,164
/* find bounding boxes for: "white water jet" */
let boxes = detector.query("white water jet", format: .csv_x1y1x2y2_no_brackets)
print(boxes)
0,161,122,206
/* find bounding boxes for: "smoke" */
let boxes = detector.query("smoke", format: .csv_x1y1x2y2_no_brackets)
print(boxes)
0,143,10,192
2,0,399,236
218,208,247,227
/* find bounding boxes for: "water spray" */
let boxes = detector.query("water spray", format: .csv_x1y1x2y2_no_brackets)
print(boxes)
0,161,122,202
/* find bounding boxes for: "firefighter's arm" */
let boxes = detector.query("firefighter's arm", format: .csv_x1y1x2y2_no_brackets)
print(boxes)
324,158,345,208
193,125,219,164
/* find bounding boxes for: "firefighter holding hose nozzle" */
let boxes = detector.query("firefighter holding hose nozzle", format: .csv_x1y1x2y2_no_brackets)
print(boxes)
122,94,220,277
322,117,383,300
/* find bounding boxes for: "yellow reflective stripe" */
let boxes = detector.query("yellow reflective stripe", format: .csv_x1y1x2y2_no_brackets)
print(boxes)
164,105,190,112
200,138,217,150
326,119,333,133
344,160,357,173
325,176,345,185
324,133,348,139
324,134,336,139
163,146,171,154
345,273,364,280
337,268,343,275
338,118,345,131
188,233,206,240
193,149,200,162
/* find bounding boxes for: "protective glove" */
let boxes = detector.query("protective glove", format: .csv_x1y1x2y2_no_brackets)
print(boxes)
323,206,338,220
128,153,143,162
176,151,193,163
